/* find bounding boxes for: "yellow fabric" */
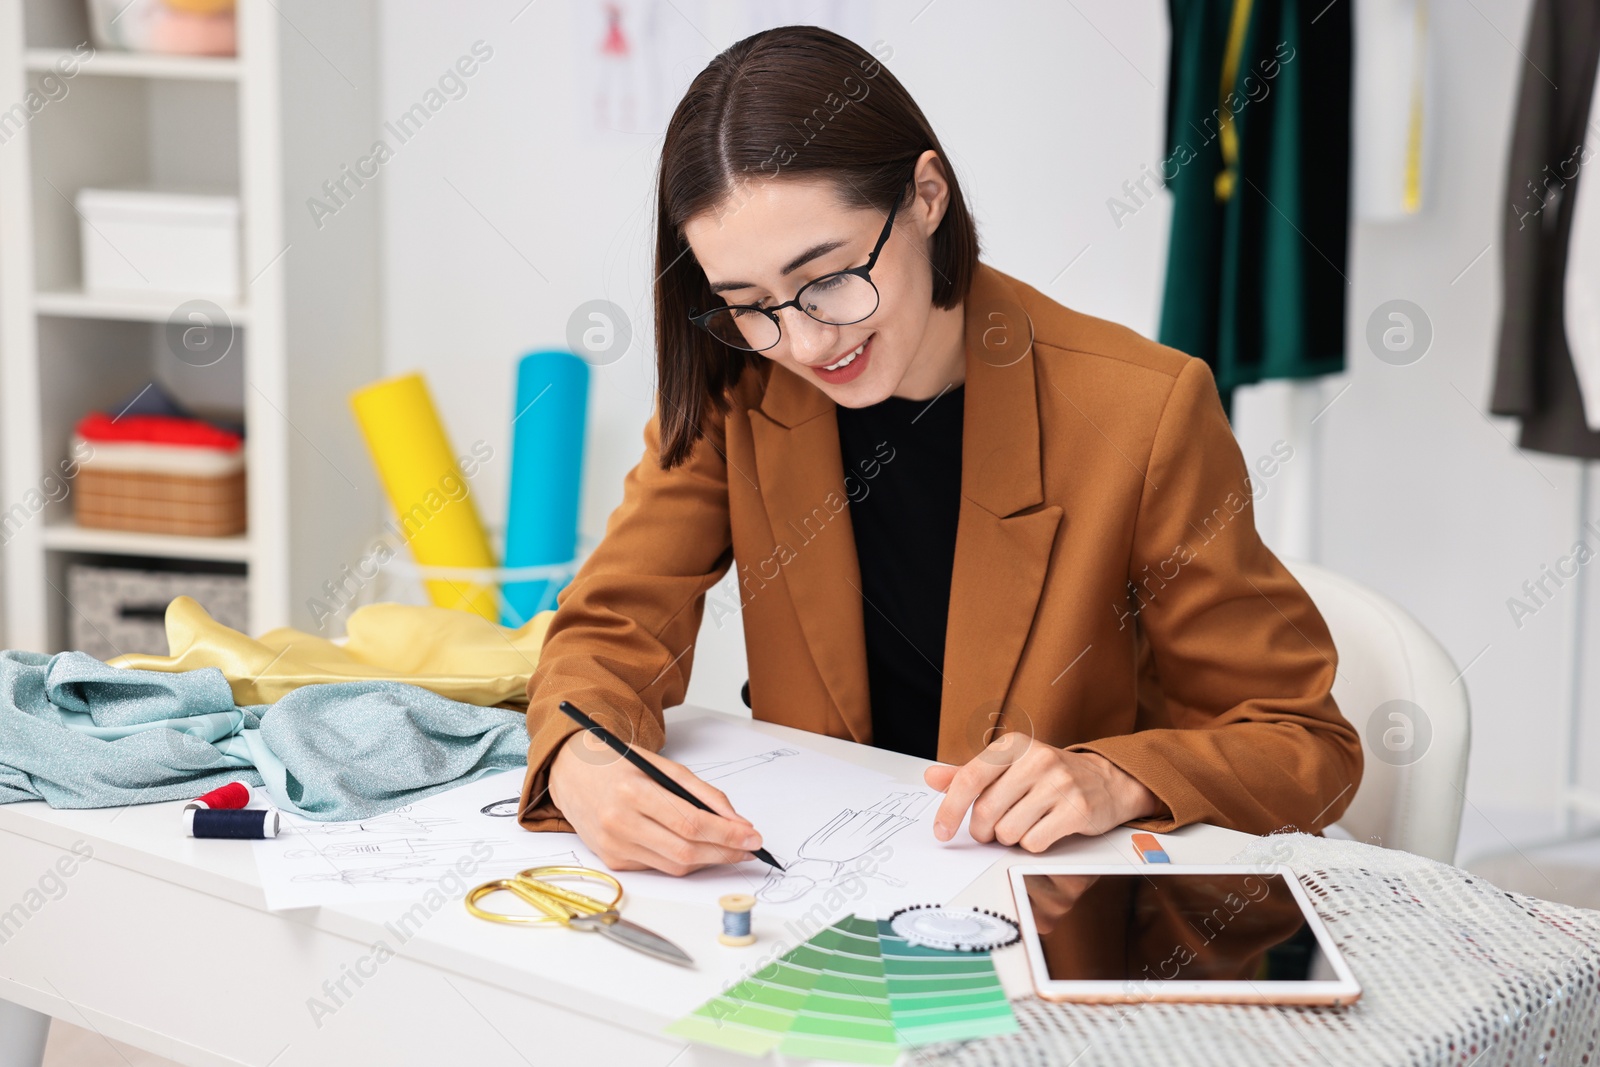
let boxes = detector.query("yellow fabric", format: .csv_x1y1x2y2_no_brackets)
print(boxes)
109,596,554,707
350,372,499,621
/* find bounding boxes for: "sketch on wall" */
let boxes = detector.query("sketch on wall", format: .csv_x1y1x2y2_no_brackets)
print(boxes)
574,0,874,140
576,0,708,138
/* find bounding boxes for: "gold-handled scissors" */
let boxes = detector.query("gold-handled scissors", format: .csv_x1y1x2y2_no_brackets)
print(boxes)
464,865,695,969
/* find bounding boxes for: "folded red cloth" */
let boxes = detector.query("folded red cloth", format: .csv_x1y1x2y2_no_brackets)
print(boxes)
75,412,242,451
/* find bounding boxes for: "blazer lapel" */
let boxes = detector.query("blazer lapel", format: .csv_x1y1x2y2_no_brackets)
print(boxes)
749,362,873,743
936,265,1063,763
747,262,1062,758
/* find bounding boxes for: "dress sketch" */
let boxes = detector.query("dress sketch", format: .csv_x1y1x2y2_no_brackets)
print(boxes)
288,843,582,885
288,808,453,836
685,748,799,782
757,790,933,903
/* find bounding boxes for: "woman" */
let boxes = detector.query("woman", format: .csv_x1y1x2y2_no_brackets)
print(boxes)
517,26,1363,875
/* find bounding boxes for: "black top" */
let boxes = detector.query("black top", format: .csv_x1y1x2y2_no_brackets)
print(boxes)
834,384,964,760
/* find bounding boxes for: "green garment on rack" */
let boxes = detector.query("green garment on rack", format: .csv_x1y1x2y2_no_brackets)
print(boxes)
1157,0,1352,418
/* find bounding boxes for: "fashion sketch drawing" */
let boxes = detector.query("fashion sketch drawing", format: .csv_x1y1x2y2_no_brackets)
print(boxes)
758,789,933,904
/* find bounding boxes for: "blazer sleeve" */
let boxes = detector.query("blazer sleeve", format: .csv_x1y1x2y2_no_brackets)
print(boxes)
1064,357,1364,836
516,402,735,833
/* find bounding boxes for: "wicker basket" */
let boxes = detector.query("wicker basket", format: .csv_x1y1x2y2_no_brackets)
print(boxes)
76,466,247,537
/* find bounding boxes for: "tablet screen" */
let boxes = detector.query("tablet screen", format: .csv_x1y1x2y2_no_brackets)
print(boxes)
1019,872,1329,985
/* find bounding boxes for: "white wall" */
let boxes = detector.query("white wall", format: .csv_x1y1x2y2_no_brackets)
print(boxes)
374,0,1592,855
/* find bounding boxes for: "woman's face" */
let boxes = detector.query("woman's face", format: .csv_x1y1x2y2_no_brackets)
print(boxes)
682,165,950,407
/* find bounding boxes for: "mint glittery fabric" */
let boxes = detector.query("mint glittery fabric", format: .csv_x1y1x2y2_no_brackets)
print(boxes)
0,650,529,820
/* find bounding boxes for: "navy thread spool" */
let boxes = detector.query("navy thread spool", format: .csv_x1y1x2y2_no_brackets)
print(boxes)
184,807,280,839
718,893,756,946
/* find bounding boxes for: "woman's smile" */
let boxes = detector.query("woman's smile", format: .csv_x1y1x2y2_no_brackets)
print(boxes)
681,168,967,408
807,333,874,386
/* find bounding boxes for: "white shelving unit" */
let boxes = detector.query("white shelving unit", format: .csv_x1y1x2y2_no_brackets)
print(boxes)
0,0,383,650
33,287,252,324
23,45,241,80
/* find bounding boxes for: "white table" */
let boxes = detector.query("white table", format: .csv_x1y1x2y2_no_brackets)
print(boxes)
0,704,1256,1067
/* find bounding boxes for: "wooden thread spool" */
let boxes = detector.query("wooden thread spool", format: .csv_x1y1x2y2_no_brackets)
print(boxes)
718,893,756,946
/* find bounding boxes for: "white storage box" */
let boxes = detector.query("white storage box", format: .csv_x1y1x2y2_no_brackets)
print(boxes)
76,187,240,300
66,563,248,660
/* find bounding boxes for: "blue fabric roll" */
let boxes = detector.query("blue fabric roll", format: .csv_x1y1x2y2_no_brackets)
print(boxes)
0,650,530,821
501,349,589,625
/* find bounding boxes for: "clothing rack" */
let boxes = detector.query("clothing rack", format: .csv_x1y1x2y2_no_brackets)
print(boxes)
1560,464,1598,836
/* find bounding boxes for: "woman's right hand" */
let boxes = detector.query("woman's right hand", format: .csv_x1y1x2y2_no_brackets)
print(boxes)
547,730,765,875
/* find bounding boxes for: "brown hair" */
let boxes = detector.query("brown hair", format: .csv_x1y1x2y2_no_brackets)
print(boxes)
651,25,980,469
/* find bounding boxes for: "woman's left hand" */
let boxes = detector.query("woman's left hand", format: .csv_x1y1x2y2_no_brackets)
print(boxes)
923,732,1165,851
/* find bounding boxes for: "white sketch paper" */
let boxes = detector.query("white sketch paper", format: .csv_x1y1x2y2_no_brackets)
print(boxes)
557,719,1008,919
597,777,1006,920
252,768,585,911
253,718,1006,920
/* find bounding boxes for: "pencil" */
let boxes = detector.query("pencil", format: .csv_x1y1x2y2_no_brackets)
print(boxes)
557,700,786,871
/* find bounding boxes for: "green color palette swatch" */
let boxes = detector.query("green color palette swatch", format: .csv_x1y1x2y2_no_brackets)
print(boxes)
663,937,828,1056
666,913,1017,1062
877,920,1019,1045
779,915,899,1063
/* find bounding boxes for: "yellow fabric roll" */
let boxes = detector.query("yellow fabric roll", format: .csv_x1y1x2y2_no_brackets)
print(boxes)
350,372,499,621
109,596,554,706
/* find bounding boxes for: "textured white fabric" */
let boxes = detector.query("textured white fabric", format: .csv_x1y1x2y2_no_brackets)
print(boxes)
919,834,1600,1066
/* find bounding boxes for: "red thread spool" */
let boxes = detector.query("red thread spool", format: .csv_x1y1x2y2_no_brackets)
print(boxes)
185,781,252,812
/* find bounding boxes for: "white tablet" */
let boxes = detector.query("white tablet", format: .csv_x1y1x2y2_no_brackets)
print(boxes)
1008,864,1362,1005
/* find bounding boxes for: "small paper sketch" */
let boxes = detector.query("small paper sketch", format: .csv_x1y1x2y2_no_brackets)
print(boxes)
757,789,933,904
286,807,454,836
284,837,511,861
575,0,708,139
283,829,581,884
594,2,635,131
685,748,798,782
481,798,521,818
253,774,594,910
290,857,457,886
291,848,582,887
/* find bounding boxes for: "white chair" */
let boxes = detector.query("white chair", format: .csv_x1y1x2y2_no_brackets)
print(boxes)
1281,558,1472,864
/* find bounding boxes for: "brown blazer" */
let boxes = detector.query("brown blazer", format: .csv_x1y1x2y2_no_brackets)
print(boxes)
517,261,1363,838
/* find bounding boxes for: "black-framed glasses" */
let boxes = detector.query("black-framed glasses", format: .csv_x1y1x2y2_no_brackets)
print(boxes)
689,174,911,353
